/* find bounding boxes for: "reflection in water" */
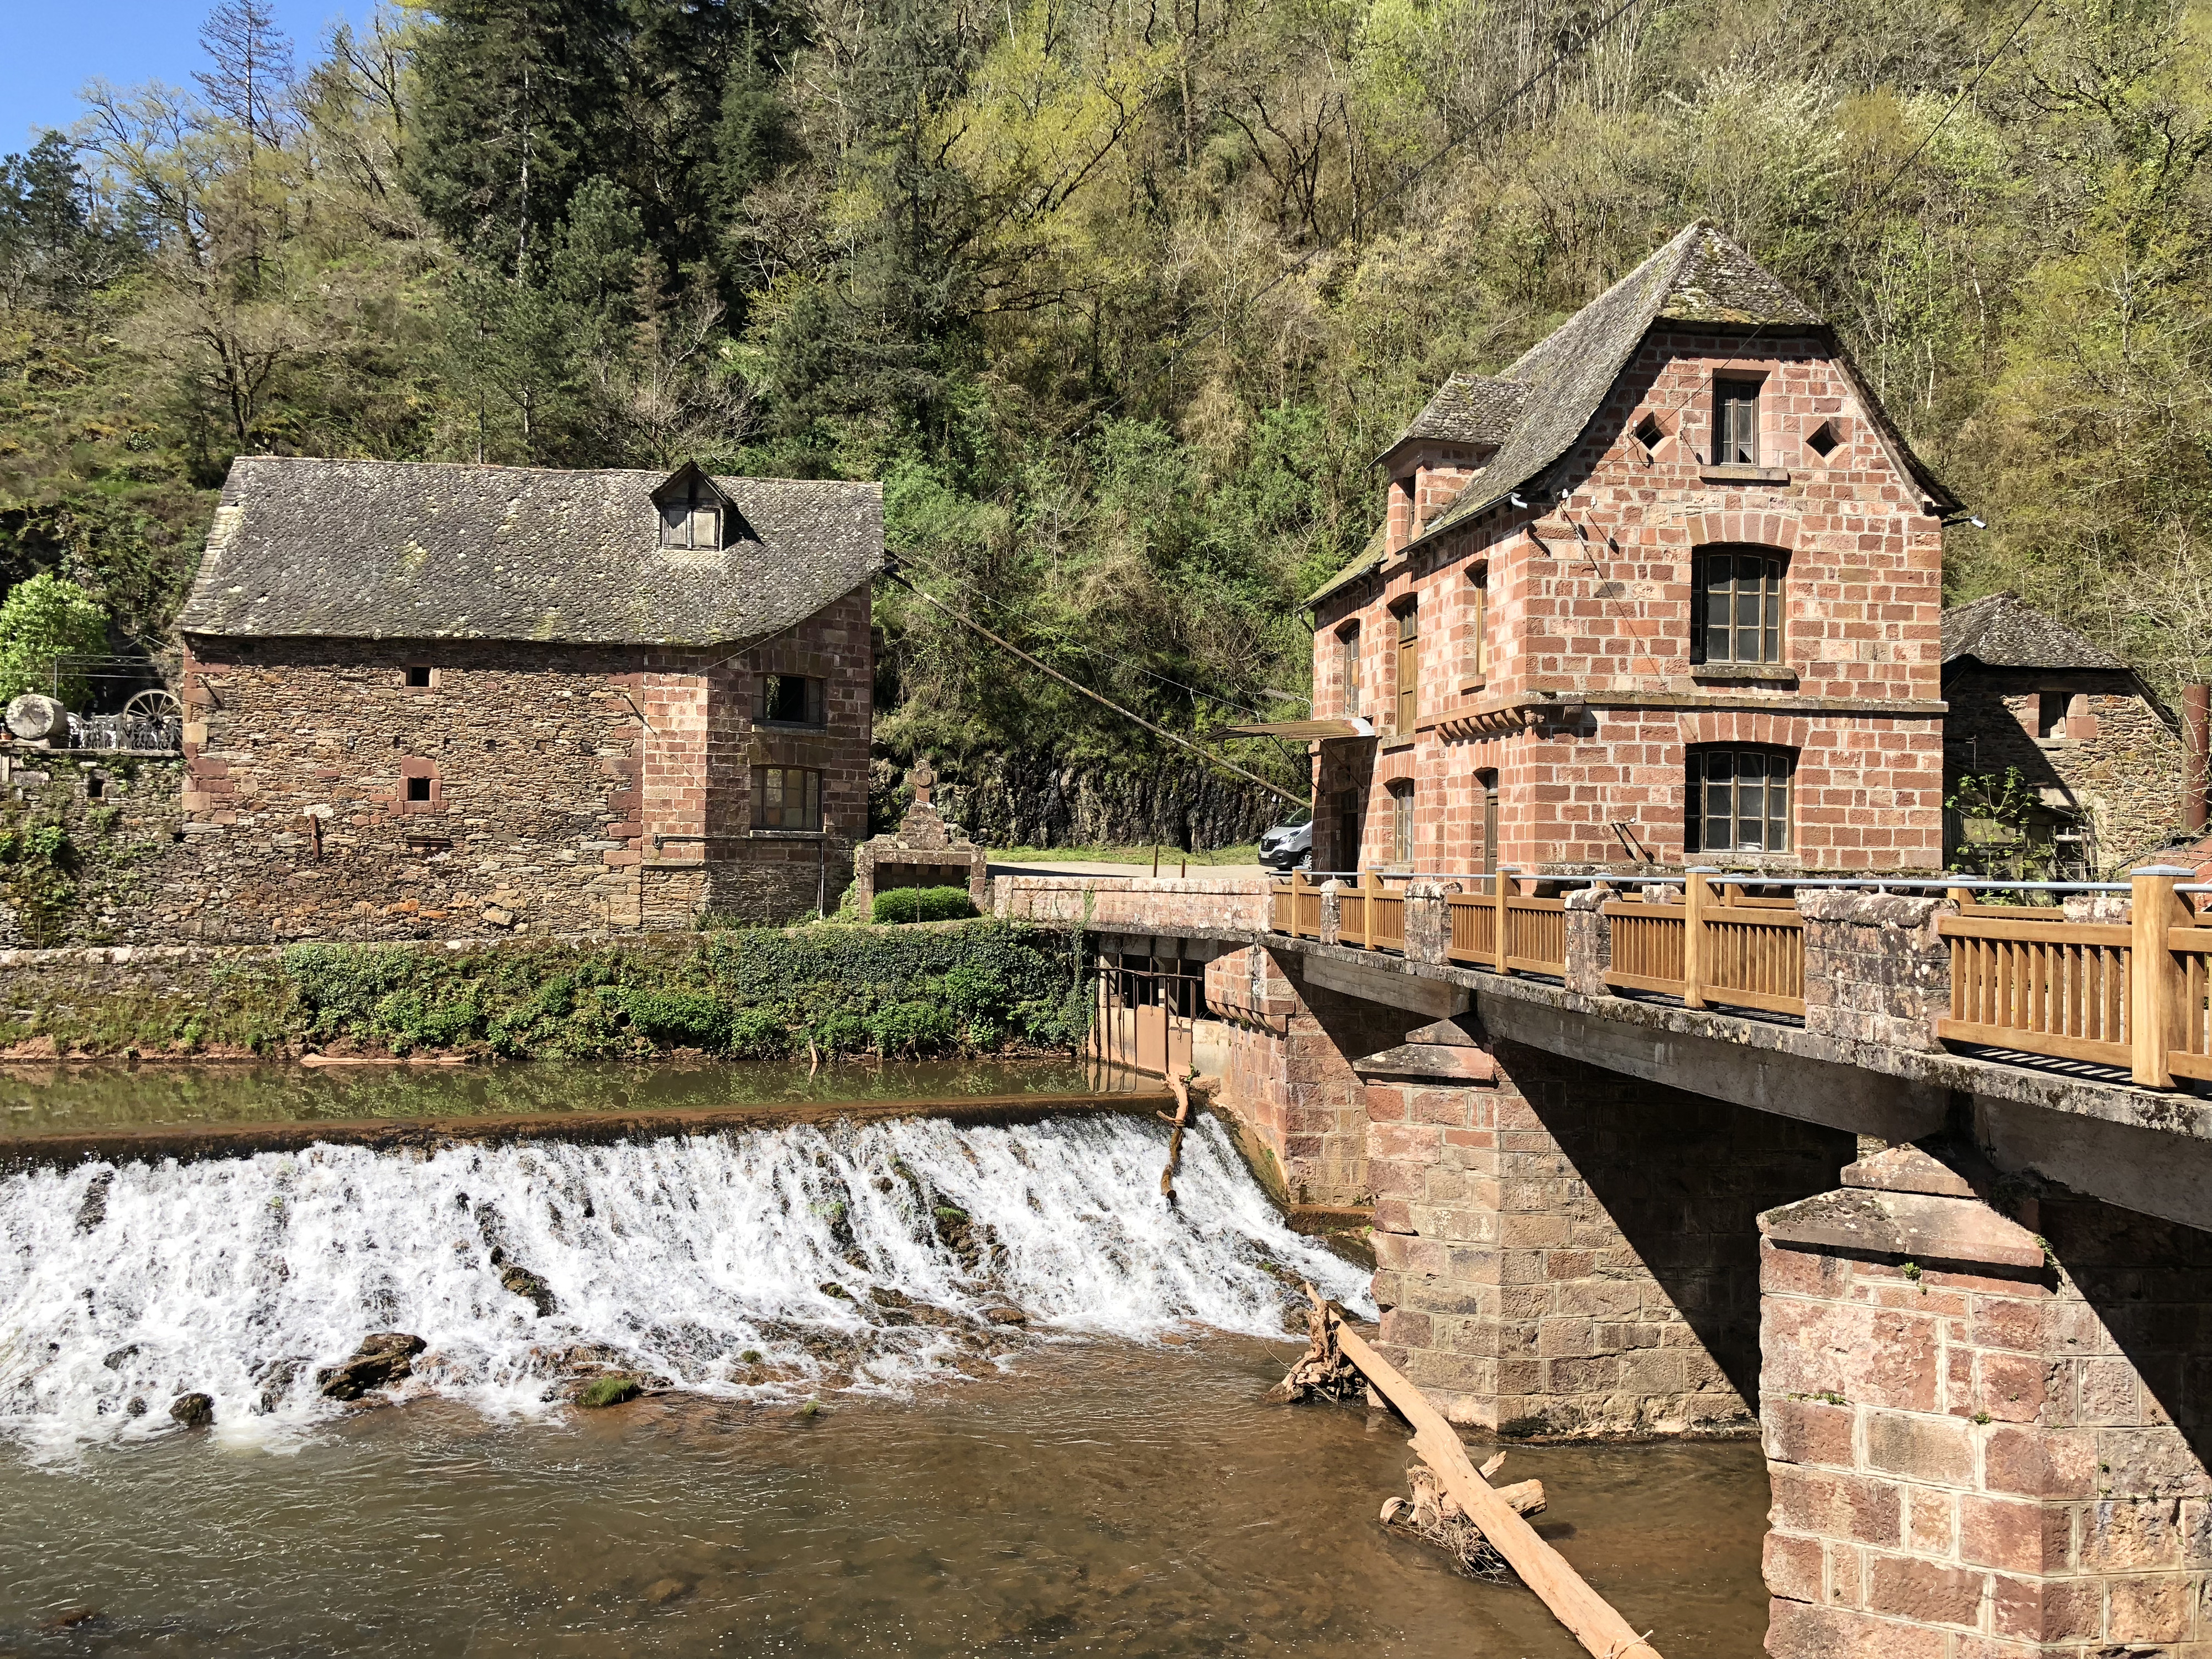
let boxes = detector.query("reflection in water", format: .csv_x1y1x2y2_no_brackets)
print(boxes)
0,1339,1772,1658
0,1056,1149,1135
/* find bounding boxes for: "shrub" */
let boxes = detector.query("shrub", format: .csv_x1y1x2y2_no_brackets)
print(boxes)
809,1010,870,1054
871,885,979,924
576,1375,641,1408
867,999,958,1056
728,1006,790,1058
614,988,730,1050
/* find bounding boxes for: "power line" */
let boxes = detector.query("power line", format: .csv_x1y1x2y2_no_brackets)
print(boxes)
885,566,1305,806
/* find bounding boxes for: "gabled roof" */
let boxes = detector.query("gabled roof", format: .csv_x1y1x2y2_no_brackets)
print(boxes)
1307,222,1959,609
179,457,883,646
1941,594,2125,671
1381,373,1528,457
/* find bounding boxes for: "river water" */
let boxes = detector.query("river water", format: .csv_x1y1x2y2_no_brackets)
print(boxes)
0,1066,1772,1656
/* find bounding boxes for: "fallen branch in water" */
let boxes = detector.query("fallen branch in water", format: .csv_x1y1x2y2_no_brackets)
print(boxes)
1381,1457,1547,1582
1281,1282,1663,1659
1159,1073,1191,1199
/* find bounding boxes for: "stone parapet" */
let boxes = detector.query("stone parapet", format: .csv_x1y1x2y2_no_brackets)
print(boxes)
1798,890,1953,1052
1759,1145,2212,1656
992,873,1270,935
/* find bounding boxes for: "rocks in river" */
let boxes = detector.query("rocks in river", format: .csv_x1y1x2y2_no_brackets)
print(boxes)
168,1392,215,1429
499,1262,559,1317
640,1577,692,1606
75,1172,113,1234
101,1344,138,1371
981,1306,1028,1327
817,1281,853,1301
931,1204,999,1275
254,1357,311,1413
316,1332,427,1401
41,1606,102,1632
125,1397,147,1417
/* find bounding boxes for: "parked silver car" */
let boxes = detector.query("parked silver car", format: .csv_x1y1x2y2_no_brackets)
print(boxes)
1258,809,1313,870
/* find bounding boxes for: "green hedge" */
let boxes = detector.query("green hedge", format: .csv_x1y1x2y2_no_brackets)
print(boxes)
871,885,980,924
273,919,1091,1060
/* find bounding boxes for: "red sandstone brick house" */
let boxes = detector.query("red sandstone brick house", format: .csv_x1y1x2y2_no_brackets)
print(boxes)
1941,593,2185,878
174,457,881,940
1300,222,1960,878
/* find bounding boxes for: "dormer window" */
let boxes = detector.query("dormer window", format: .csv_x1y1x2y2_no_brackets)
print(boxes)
652,462,729,551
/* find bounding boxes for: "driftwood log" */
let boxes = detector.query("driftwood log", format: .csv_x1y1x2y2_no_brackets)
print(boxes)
1265,1284,1365,1403
1159,1074,1192,1199
1279,1282,1662,1659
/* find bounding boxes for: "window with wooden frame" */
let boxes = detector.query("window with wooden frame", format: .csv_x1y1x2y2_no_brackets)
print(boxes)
658,471,724,550
758,673,826,727
1466,565,1490,684
753,765,822,831
1338,624,1361,718
1476,770,1499,875
1394,599,1418,733
1692,547,1785,666
1389,780,1415,865
1714,379,1761,466
1685,745,1793,855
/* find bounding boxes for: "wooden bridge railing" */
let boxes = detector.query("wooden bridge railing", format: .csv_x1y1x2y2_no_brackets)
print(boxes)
1601,875,1804,1016
1937,869,2208,1088
1266,866,2209,1088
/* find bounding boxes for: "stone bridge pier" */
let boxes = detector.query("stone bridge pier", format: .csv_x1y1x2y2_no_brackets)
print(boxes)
1192,942,2212,1654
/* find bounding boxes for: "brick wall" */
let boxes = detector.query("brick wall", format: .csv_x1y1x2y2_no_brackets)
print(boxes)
168,585,871,941
1367,1034,1852,1434
1761,1155,2212,1656
1314,332,1945,876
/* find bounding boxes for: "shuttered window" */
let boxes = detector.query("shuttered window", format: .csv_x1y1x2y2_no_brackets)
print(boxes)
1715,380,1760,466
1395,601,1418,733
658,476,723,550
753,766,822,831
1390,782,1415,865
1692,548,1785,665
1686,746,1793,854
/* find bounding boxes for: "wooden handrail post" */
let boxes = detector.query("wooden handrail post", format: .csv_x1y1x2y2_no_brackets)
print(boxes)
1494,867,1513,973
1683,868,1715,1010
2131,865,2192,1088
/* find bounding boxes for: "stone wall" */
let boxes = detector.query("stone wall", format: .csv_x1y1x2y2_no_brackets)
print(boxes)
877,753,1294,851
0,751,185,947
1199,944,1406,1207
1365,1029,1853,1435
993,872,1271,935
1760,1146,2212,1656
169,586,871,941
1944,665,2185,876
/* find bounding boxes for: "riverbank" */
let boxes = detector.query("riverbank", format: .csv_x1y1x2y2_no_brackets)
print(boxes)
0,919,1091,1062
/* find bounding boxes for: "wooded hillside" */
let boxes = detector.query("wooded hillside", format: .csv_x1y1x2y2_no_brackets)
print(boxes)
3,0,2206,776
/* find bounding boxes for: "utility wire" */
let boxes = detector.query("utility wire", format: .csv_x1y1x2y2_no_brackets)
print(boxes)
886,566,1306,806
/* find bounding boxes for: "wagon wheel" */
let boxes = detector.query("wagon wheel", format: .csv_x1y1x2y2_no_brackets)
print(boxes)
123,688,181,721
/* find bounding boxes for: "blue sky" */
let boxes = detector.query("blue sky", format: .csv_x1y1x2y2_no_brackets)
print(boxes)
2,0,379,152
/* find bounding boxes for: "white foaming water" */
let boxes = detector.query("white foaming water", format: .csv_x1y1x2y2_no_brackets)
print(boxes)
0,1114,1369,1449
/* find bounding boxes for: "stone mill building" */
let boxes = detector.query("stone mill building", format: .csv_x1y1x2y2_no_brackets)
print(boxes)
175,457,883,938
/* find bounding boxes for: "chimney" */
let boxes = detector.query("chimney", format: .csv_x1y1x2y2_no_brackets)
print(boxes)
2187,681,2210,834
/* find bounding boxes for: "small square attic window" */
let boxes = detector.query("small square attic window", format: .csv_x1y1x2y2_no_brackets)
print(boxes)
1805,421,1841,460
1632,413,1665,457
404,665,432,687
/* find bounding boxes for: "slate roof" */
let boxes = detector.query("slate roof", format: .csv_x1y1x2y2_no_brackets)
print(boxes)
1383,373,1528,455
1307,221,1958,608
178,457,884,646
1941,594,2125,671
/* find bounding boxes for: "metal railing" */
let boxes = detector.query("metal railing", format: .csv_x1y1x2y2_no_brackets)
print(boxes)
1263,865,2212,1088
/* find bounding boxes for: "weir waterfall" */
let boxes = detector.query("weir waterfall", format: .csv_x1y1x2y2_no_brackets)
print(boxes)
0,1114,1370,1451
